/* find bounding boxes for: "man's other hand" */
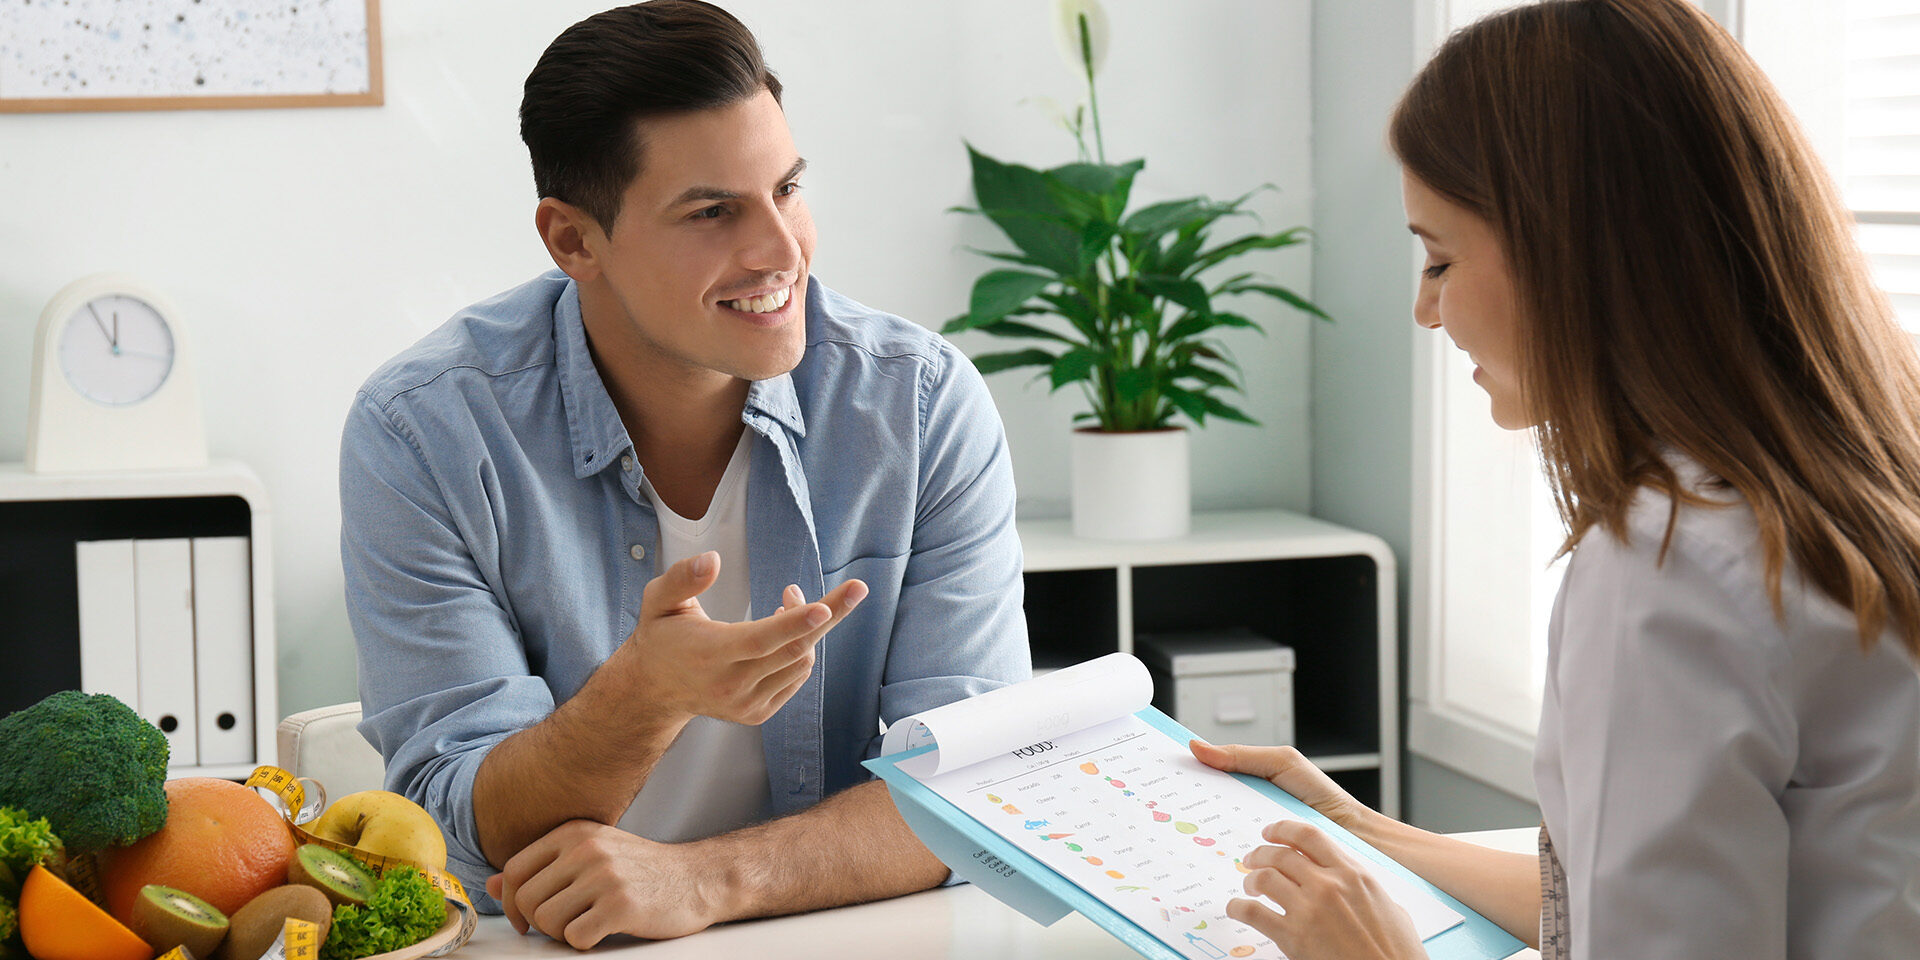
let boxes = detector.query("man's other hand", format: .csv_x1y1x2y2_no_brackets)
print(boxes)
615,551,866,726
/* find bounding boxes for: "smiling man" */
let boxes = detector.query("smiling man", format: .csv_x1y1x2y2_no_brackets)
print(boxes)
337,1,1028,947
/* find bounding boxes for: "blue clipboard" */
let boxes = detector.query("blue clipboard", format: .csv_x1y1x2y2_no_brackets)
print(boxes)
863,706,1525,960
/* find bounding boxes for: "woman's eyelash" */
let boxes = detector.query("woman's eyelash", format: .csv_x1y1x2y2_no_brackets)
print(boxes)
1422,263,1451,280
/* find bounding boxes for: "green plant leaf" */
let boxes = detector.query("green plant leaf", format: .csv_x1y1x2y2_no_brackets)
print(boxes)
971,319,1078,343
967,144,1083,275
969,270,1055,323
1187,227,1309,277
1078,219,1117,274
969,348,1059,374
1139,275,1211,318
1156,231,1208,277
1200,392,1259,424
1114,366,1157,403
1161,384,1211,424
1046,159,1145,222
1173,363,1238,390
1050,346,1101,390
1163,310,1262,342
1121,196,1212,240
1220,281,1333,321
964,246,1050,269
1037,290,1100,339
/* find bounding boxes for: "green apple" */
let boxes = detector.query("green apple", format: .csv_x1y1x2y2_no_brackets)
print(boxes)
309,791,447,872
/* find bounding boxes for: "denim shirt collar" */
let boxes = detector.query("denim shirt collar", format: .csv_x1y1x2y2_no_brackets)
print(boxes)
554,278,808,482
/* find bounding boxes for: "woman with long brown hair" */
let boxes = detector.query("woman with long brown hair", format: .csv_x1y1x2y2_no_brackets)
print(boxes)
1192,0,1920,957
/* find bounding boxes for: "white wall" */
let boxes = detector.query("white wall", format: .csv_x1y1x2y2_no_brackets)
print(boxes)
0,1,1313,714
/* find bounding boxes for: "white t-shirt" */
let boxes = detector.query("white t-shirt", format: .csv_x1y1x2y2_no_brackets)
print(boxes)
1535,454,1920,958
615,430,773,843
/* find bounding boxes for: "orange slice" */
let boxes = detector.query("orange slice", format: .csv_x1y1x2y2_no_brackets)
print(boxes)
19,864,154,960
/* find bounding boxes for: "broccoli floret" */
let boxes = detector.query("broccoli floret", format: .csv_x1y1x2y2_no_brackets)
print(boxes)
0,691,168,854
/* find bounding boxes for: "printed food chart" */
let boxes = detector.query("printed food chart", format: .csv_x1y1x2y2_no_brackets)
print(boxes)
915,714,1464,960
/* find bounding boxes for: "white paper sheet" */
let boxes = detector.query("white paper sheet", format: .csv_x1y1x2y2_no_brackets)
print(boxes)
912,712,1464,960
882,652,1154,776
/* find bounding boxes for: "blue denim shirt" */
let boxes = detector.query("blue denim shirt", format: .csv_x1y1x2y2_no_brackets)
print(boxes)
339,271,1029,906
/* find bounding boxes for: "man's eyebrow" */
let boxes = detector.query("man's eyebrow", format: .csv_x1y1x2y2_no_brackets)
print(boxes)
668,158,809,208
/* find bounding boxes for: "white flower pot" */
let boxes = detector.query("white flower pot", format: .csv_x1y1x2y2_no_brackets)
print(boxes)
1070,427,1191,540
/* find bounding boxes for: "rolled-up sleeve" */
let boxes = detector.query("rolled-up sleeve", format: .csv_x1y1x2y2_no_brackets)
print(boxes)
1546,527,1797,958
339,392,551,910
873,339,1031,739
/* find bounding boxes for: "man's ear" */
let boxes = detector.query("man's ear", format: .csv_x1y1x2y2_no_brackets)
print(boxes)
535,198,608,282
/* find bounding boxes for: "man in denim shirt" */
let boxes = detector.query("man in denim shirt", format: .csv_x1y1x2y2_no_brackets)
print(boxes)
339,2,1027,947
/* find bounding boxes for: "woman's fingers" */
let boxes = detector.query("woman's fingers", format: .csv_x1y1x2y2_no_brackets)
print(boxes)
1261,818,1351,869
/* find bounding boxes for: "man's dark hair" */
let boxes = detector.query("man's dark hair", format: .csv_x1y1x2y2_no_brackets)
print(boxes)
520,1,782,230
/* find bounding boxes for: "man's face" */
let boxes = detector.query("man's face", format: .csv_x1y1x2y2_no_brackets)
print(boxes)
588,89,815,384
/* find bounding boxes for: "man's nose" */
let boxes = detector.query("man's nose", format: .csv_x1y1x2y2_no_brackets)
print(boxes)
741,202,802,276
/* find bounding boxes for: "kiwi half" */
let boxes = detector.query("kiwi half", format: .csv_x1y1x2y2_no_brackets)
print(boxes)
131,884,230,958
216,884,332,960
286,843,377,907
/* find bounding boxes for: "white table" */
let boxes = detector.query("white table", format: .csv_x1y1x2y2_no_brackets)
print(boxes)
457,827,1541,958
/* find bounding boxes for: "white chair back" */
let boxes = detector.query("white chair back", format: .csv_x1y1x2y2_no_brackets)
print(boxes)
275,701,387,799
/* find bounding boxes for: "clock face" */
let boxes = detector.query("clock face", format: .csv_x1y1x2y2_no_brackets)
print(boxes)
57,293,176,405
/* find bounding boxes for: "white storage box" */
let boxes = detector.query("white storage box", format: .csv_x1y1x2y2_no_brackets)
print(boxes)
1136,630,1295,747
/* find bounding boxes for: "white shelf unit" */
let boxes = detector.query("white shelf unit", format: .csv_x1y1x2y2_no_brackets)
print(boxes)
1018,509,1400,817
0,460,277,780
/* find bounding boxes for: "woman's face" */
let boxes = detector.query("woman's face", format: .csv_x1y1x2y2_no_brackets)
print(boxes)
1402,171,1533,430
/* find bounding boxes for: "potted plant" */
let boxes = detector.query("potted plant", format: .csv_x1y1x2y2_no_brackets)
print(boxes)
944,0,1329,540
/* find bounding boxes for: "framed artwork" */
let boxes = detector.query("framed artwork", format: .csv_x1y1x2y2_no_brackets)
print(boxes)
0,0,382,112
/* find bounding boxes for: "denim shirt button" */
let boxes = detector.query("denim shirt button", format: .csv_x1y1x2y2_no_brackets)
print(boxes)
621,455,634,472
629,544,646,561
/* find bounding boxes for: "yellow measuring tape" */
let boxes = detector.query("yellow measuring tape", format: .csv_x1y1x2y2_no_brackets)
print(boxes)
245,765,477,956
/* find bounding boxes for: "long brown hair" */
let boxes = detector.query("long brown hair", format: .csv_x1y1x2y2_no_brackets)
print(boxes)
1392,0,1920,656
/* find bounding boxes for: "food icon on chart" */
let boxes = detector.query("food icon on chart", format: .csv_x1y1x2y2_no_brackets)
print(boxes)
1024,819,1051,830
1080,762,1100,774
1229,946,1257,957
987,793,1003,804
1194,836,1217,847
1002,803,1022,815
1174,821,1199,834
1182,932,1228,958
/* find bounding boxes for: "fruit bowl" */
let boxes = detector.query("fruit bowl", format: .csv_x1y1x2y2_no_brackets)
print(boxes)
359,903,463,960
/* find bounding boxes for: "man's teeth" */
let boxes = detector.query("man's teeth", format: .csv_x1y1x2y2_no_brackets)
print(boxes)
724,287,791,314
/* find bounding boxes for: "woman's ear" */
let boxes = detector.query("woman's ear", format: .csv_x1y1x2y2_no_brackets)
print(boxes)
535,197,606,283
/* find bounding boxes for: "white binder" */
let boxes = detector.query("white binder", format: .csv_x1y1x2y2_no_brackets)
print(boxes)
75,539,140,708
191,537,253,766
134,538,197,767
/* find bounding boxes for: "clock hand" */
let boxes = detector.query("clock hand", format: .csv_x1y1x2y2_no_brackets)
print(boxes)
112,311,120,353
86,303,117,348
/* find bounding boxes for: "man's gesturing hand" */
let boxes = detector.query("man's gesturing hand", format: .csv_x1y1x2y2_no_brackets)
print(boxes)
614,551,867,726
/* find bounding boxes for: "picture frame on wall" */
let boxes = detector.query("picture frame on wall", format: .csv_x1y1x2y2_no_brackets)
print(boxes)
0,0,382,113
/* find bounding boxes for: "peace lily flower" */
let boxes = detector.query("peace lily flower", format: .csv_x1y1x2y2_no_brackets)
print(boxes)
1051,0,1110,161
1053,0,1110,80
